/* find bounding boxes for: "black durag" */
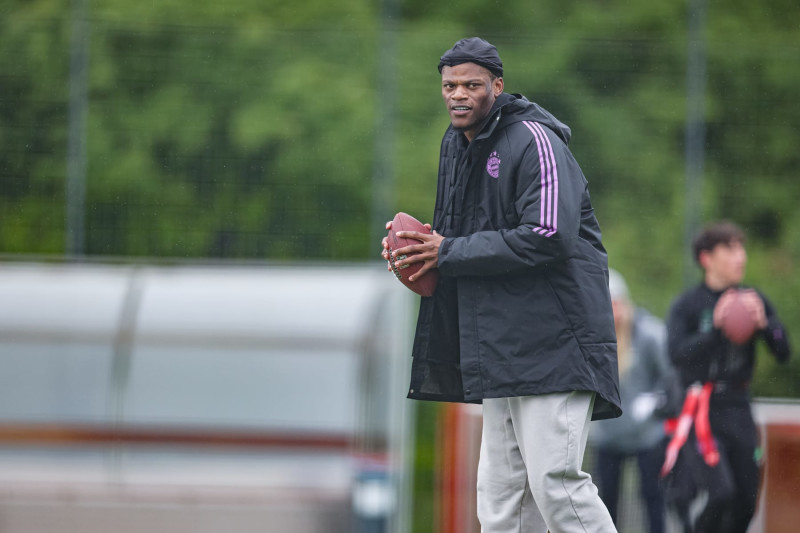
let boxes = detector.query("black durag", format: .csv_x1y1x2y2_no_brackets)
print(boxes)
438,37,503,78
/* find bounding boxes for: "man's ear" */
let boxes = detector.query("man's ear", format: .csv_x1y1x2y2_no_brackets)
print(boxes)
697,250,710,271
493,77,504,97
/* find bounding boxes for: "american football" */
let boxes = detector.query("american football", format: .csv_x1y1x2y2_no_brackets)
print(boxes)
386,212,439,297
721,290,759,345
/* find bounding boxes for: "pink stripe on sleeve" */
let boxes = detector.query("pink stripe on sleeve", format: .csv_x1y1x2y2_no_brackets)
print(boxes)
523,121,559,237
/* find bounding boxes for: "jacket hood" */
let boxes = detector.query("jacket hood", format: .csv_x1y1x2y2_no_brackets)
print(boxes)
488,93,572,145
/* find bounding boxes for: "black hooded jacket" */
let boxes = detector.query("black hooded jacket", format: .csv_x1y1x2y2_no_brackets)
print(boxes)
408,93,622,421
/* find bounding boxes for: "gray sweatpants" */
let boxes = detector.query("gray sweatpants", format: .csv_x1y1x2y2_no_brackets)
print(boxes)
477,392,617,533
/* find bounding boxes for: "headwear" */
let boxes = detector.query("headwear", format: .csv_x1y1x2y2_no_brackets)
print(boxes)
608,268,630,302
438,37,503,78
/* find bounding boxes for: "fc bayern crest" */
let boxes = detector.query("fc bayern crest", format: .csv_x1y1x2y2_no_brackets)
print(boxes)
486,151,501,178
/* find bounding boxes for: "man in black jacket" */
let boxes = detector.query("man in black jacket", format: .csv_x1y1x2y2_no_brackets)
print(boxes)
382,37,620,532
665,221,791,533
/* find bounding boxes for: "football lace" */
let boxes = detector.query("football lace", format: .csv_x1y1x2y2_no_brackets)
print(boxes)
388,247,402,280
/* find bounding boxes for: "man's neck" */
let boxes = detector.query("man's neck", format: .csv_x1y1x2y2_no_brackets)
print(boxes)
704,272,736,292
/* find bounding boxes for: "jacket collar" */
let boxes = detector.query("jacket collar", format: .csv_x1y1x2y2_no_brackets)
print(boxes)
472,93,517,142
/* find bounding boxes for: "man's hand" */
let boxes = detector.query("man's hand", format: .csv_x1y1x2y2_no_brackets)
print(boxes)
713,288,767,330
738,289,768,329
380,220,441,282
392,227,443,282
712,289,738,329
381,221,393,266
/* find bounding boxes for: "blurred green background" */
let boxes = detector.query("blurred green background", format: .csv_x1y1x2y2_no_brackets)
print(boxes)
1,1,798,531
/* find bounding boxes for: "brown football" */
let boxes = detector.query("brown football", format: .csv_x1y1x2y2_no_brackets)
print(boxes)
386,212,439,297
721,290,759,345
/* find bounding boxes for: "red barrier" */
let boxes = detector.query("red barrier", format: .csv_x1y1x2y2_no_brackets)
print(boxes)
437,403,481,533
763,423,800,533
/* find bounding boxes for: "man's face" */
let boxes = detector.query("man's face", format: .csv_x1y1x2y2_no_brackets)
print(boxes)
441,63,503,141
702,240,747,287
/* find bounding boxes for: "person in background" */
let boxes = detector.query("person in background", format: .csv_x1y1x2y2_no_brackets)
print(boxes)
591,268,679,533
664,220,791,533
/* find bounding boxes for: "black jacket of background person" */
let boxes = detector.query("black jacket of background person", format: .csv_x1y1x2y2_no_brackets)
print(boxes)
407,92,622,421
666,282,791,400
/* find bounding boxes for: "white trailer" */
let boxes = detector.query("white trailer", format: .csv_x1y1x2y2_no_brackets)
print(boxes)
0,260,416,533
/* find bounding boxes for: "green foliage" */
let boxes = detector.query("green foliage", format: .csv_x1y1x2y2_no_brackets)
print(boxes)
1,6,381,258
411,401,440,533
